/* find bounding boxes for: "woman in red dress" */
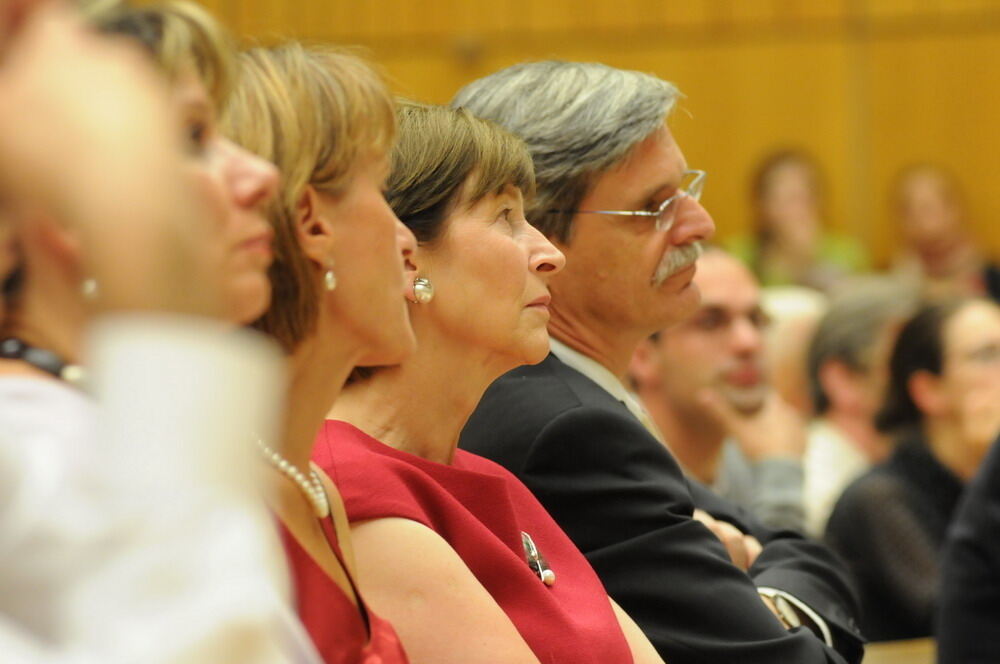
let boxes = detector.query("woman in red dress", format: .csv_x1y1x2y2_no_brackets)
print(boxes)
319,103,664,664
224,45,415,663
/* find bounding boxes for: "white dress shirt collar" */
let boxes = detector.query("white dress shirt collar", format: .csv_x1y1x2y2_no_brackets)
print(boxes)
548,338,653,429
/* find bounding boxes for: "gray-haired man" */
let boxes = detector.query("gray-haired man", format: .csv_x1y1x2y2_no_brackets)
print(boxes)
457,61,864,664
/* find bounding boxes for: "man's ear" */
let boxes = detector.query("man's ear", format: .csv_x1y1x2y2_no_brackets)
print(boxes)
819,359,864,414
294,184,334,265
909,369,947,418
629,336,664,392
24,211,83,276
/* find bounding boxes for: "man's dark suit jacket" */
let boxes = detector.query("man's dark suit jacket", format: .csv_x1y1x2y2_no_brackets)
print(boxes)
937,436,1000,664
460,354,864,664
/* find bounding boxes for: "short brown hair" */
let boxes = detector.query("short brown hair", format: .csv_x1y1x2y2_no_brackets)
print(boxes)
222,43,395,352
388,101,535,244
349,102,535,383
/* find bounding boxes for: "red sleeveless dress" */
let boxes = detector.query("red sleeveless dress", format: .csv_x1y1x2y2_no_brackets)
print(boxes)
313,420,634,664
279,514,409,664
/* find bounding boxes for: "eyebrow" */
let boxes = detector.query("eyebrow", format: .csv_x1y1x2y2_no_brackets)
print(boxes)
632,168,689,209
696,303,765,316
626,182,668,209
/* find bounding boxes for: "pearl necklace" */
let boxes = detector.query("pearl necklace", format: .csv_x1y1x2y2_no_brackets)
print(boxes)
256,440,330,518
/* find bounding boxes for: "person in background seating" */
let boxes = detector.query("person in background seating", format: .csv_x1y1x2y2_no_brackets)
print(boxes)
826,298,1000,641
630,247,807,532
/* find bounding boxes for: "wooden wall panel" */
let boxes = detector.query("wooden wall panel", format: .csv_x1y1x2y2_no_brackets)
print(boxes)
867,30,1000,264
197,0,1000,265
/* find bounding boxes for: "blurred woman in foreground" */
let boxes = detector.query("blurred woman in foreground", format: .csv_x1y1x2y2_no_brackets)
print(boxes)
0,2,295,661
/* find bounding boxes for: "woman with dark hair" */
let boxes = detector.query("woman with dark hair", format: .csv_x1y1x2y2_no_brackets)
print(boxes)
729,149,866,291
824,297,1000,640
890,163,1000,301
317,103,664,664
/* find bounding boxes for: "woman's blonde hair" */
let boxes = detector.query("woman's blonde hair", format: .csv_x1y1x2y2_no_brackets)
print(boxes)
222,43,396,352
89,0,234,107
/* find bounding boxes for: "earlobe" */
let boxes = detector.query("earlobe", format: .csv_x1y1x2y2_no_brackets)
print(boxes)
36,217,84,271
402,247,424,303
909,370,946,417
628,339,661,390
819,360,862,413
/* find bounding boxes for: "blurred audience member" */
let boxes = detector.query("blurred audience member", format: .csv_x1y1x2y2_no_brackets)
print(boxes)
803,278,917,537
225,43,417,662
937,435,1000,664
0,213,13,319
825,298,1000,641
0,2,300,661
729,149,866,292
891,163,1000,301
630,247,806,531
759,285,828,416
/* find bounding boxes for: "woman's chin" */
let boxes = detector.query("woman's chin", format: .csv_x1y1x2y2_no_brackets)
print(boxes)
358,324,417,368
519,335,552,367
227,278,272,326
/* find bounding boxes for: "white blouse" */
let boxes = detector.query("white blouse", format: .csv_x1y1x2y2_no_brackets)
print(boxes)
0,315,319,663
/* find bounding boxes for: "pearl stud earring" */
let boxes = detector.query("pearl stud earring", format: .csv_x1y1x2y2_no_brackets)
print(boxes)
413,277,434,304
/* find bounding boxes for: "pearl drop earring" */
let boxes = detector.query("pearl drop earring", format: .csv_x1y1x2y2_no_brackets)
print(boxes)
81,278,99,301
413,277,434,304
323,260,337,291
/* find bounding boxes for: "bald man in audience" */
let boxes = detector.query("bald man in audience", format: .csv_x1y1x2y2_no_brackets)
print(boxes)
630,247,807,532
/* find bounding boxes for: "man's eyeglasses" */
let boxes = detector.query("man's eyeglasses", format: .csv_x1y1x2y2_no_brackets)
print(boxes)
552,169,706,233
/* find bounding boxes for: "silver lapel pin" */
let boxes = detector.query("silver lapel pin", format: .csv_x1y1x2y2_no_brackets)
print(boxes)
521,531,556,586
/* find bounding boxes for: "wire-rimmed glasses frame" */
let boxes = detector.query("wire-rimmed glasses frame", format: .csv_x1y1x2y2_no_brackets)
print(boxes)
553,169,706,233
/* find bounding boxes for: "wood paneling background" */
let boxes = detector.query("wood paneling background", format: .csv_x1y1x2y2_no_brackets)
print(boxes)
196,0,1000,266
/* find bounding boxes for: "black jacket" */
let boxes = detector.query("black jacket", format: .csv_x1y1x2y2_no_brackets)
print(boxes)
937,436,1000,663
460,354,864,664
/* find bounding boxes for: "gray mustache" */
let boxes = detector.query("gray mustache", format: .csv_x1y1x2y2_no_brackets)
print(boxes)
652,242,704,286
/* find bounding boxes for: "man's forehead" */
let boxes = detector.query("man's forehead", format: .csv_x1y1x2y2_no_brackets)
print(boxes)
695,292,762,314
597,125,686,198
693,256,761,309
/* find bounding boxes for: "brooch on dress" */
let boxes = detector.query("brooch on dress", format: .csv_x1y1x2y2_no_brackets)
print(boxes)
521,531,556,586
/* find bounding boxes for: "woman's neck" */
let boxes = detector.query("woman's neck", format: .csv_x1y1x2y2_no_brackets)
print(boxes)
3,274,86,366
331,328,512,465
278,317,363,471
925,418,980,482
